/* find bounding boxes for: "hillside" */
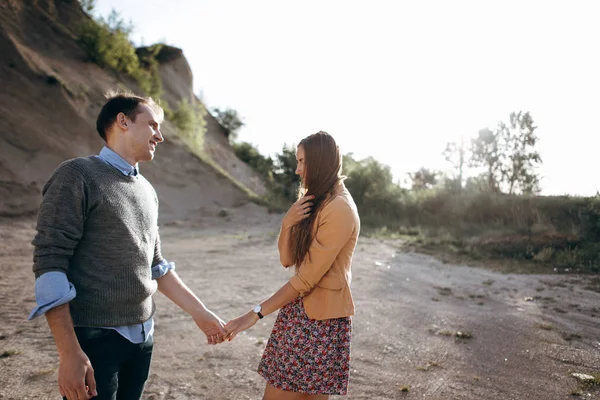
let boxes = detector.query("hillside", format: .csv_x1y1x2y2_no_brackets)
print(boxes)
0,0,266,221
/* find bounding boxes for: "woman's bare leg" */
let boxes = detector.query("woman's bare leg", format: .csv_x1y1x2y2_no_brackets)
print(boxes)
300,394,329,400
262,383,330,400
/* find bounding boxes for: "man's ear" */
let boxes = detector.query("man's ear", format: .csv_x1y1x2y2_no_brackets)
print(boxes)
115,112,129,130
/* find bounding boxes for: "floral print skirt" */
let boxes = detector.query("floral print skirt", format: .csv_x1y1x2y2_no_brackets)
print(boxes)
257,296,352,395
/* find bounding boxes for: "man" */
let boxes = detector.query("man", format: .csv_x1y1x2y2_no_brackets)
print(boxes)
28,92,227,400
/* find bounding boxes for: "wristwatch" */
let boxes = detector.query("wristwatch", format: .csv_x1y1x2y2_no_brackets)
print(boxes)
253,304,264,319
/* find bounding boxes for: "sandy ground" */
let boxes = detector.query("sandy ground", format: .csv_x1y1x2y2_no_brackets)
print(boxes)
1,210,600,400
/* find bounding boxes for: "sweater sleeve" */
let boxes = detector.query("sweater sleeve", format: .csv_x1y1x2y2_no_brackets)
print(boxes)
32,162,88,278
289,198,356,295
152,226,165,268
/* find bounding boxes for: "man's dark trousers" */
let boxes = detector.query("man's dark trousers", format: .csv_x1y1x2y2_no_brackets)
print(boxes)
62,327,153,400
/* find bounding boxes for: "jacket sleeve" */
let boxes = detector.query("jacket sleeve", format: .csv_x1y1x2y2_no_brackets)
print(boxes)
289,199,355,295
277,222,294,268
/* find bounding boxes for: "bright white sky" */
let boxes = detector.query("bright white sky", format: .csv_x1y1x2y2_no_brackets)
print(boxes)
95,0,600,196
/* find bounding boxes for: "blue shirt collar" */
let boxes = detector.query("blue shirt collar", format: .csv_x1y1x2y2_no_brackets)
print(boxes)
98,146,138,176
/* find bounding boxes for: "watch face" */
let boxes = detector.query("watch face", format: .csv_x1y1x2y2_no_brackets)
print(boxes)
253,305,261,313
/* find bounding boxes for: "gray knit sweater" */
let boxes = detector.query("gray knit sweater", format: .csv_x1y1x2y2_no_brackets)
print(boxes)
32,156,164,327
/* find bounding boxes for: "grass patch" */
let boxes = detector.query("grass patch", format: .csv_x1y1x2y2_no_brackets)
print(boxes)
430,325,473,340
395,231,560,274
360,193,600,273
27,368,55,382
0,349,20,358
585,277,600,293
537,323,554,331
541,280,568,288
455,331,473,339
562,333,583,342
571,372,600,395
434,286,453,296
468,293,485,299
417,361,442,372
361,225,413,240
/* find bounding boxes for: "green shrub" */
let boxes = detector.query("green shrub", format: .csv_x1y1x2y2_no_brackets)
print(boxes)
78,12,139,74
135,44,164,99
77,5,162,98
170,99,207,152
233,142,275,181
212,108,244,142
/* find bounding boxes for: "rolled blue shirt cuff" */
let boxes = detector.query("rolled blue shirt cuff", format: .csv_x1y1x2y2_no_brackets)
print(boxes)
28,271,76,320
152,259,176,280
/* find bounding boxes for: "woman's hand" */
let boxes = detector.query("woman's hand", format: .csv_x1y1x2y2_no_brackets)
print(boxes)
224,311,260,341
282,195,315,229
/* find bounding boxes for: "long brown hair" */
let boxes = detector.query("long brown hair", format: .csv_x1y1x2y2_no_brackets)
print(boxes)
291,131,344,267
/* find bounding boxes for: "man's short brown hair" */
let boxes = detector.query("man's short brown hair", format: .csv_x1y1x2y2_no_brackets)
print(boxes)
96,91,164,141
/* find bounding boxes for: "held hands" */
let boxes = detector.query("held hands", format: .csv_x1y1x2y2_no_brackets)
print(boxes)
58,349,97,400
194,309,228,345
282,195,315,229
223,311,259,341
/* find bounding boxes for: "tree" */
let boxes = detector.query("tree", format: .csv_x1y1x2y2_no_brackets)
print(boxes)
443,136,467,192
343,155,399,207
464,173,491,193
500,111,542,194
469,111,542,194
79,0,95,14
232,142,274,181
470,127,503,193
408,167,438,191
272,144,300,203
212,108,244,142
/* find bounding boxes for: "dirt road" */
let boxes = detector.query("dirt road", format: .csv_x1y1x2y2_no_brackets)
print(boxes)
1,213,599,399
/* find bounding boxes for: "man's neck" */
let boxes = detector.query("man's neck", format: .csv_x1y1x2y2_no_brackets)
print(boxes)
99,146,139,177
104,143,137,168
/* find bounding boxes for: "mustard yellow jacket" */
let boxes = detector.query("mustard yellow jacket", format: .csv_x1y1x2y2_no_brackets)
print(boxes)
278,183,360,320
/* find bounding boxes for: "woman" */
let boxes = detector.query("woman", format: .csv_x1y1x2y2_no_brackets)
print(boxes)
225,131,360,399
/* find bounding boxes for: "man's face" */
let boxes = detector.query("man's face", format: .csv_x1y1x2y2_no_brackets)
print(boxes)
124,104,163,164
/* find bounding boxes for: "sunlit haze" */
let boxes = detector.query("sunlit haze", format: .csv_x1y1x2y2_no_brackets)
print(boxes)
96,0,600,196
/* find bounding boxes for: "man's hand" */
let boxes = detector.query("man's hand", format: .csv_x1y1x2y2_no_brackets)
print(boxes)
44,304,96,399
156,270,228,345
194,310,227,345
58,349,97,399
282,195,315,229
224,311,260,341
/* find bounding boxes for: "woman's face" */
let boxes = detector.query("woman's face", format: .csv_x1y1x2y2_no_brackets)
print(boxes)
295,145,306,181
